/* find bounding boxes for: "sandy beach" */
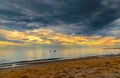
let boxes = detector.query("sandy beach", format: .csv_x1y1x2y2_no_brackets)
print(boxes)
0,55,120,78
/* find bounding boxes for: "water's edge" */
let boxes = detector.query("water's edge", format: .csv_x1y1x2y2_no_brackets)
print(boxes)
0,54,120,69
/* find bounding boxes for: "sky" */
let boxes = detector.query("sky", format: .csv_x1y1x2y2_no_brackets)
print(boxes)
0,0,120,46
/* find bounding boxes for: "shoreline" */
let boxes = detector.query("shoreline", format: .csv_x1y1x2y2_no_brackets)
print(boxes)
0,54,120,78
0,54,120,69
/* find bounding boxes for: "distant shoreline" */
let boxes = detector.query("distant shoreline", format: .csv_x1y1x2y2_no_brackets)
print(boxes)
103,48,120,49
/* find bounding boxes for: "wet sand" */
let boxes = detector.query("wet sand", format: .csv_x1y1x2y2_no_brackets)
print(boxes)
0,55,120,78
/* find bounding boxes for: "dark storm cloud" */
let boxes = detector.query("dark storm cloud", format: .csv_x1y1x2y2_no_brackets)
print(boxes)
0,0,120,35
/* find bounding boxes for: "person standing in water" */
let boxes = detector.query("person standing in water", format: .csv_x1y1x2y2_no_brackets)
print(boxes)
49,49,57,52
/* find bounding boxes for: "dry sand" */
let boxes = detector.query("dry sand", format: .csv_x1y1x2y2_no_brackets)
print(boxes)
0,56,120,78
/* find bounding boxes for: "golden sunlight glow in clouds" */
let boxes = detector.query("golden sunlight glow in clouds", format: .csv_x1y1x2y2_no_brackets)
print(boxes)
0,41,18,46
0,29,120,46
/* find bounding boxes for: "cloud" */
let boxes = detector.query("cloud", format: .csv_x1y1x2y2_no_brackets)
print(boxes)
101,0,120,9
0,0,120,36
40,23,86,35
0,29,43,43
108,30,120,36
104,18,120,36
0,29,120,46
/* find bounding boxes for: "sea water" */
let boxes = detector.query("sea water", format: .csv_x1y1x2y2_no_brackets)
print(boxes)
0,45,120,64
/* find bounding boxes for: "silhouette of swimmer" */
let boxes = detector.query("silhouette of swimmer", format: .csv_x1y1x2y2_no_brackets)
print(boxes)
49,50,57,52
54,50,56,52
